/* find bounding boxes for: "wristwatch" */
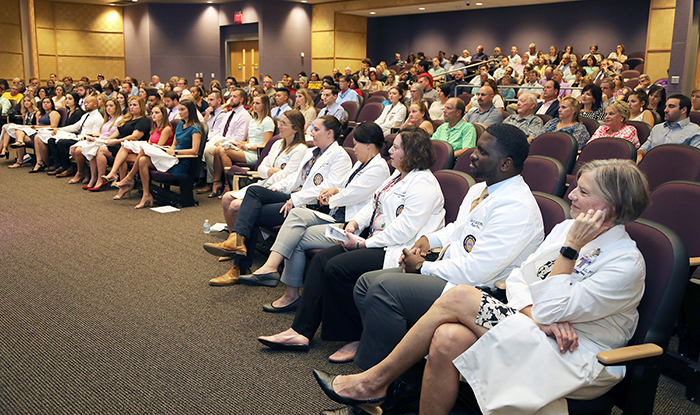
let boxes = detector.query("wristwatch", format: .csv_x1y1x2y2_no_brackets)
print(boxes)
560,246,579,261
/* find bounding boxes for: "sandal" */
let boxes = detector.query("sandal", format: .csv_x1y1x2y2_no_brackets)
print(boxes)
8,162,22,169
208,185,224,198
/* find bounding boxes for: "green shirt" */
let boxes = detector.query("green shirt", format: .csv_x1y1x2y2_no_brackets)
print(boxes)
431,120,476,152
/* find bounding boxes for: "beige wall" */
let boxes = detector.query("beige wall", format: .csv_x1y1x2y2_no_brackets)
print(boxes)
35,1,125,82
646,0,676,82
0,0,25,80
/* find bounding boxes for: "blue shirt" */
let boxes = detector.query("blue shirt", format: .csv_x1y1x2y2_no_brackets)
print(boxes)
640,117,700,153
272,104,291,118
336,89,360,105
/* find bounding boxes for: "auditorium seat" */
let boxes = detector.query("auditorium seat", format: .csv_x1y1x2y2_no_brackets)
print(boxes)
638,144,700,191
529,131,577,173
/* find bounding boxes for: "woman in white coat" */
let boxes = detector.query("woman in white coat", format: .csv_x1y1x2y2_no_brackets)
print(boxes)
312,159,651,415
374,86,407,136
258,126,445,363
238,122,390,313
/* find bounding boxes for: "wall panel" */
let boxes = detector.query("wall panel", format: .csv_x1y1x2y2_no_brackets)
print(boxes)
0,23,23,53
0,0,20,25
0,0,23,79
55,31,124,57
57,57,125,79
0,55,25,80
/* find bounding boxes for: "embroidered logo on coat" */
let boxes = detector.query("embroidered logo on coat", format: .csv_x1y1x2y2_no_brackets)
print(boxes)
313,173,323,185
396,204,404,216
537,259,556,279
463,235,476,253
280,163,287,168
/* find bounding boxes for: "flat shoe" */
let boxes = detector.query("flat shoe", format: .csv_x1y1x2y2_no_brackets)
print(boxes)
257,337,309,352
328,354,354,364
238,271,281,287
262,297,300,313
313,370,386,408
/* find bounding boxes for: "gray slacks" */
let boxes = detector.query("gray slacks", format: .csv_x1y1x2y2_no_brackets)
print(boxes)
203,142,217,183
353,268,447,370
271,207,338,287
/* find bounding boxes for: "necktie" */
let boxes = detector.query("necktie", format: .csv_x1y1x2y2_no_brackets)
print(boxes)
470,187,489,212
222,108,237,137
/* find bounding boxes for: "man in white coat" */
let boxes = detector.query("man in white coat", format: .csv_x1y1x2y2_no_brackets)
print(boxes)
353,123,544,370
202,115,352,285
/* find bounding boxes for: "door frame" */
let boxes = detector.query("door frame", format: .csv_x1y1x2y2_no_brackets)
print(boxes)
225,35,259,85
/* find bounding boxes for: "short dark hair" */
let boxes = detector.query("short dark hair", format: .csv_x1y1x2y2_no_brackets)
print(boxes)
324,86,340,97
439,84,451,97
397,125,436,172
362,58,373,66
164,91,179,101
275,87,290,98
454,98,466,117
319,115,342,142
147,90,160,100
668,93,692,116
342,75,352,83
353,121,386,148
548,79,560,93
485,123,530,171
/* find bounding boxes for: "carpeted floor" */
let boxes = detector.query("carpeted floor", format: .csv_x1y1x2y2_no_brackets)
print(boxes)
1,152,699,414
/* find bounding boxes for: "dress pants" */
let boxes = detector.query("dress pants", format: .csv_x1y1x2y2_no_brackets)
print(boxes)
47,138,61,168
56,139,78,170
353,269,446,370
231,185,290,271
291,245,385,342
203,142,217,183
270,207,337,288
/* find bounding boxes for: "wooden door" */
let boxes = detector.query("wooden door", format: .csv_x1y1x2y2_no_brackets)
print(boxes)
230,40,259,84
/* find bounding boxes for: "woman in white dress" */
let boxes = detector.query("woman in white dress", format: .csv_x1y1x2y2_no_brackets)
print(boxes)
313,158,651,415
0,95,38,159
8,97,60,170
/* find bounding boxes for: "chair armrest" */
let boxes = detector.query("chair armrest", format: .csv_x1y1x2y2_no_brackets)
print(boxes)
494,280,506,290
596,343,662,365
690,257,700,267
247,171,260,178
224,166,250,173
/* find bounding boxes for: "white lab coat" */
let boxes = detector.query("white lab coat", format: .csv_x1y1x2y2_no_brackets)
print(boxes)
36,110,104,143
352,169,446,269
374,103,407,136
421,175,544,295
453,221,645,414
328,154,390,221
257,140,308,186
273,141,353,207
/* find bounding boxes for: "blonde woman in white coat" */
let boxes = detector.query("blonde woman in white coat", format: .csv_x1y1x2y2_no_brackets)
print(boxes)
258,125,445,363
374,86,406,136
238,122,391,312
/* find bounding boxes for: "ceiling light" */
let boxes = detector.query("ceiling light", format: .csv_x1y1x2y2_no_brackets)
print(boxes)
207,1,212,3
370,11,376,14
418,7,425,10
476,2,482,4
301,0,307,2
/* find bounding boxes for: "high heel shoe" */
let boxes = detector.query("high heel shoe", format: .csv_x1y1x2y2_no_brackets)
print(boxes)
113,183,134,200
88,181,109,192
0,151,8,159
101,174,117,184
116,178,135,189
82,184,94,190
313,370,385,413
208,185,224,198
135,196,154,209
28,162,46,173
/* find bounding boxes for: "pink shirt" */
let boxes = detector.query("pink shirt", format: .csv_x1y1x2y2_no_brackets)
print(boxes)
590,124,640,148
149,124,174,146
99,116,122,139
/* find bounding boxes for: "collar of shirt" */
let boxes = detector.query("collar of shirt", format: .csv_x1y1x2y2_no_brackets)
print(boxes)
477,104,496,115
664,117,691,130
487,173,520,195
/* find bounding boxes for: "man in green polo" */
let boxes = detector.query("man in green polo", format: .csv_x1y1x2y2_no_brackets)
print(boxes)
431,97,476,157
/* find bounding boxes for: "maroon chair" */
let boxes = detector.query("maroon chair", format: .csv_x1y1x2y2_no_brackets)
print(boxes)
532,191,570,236
567,137,637,185
431,119,445,131
689,111,700,127
579,117,600,137
535,114,552,124
370,90,388,99
453,147,478,178
529,131,577,173
501,110,510,120
621,70,641,79
638,144,700,191
342,130,354,148
457,93,473,105
341,101,359,122
364,95,385,105
521,155,566,197
434,169,475,224
56,108,67,127
424,98,434,108
431,139,455,172
626,120,652,146
473,123,484,141
625,57,644,70
169,119,180,133
315,100,326,109
344,147,357,165
628,52,646,60
624,78,639,89
348,102,384,128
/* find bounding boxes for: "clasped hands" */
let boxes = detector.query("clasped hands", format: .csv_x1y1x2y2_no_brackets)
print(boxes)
399,236,431,273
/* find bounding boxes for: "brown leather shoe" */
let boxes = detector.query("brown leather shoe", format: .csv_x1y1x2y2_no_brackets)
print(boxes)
203,232,247,258
46,167,64,176
209,264,243,286
56,167,76,178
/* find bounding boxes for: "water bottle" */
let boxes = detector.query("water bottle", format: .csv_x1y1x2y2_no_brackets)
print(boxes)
203,219,211,234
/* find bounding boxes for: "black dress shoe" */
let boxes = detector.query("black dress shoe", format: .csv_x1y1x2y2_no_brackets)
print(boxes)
313,370,386,407
238,271,281,287
258,337,309,352
262,297,300,313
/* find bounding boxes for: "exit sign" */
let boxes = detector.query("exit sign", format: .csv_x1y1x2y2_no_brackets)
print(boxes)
234,12,242,24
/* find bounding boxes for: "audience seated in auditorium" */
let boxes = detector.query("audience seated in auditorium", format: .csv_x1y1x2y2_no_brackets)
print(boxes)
519,70,543,99
627,89,656,126
590,101,639,148
336,75,360,106
257,126,445,361
314,158,650,415
238,122,389,312
52,85,66,109
375,86,407,136
418,74,438,101
469,63,494,94
608,44,628,64
42,92,84,176
551,69,571,98
0,95,38,159
503,92,543,140
535,80,561,118
271,88,292,119
429,84,450,121
367,70,384,94
294,88,317,130
635,74,652,93
306,86,346,134
637,94,700,163
472,45,488,62
432,98,476,157
203,115,352,285
428,57,446,81
646,84,666,119
535,96,590,149
449,70,469,98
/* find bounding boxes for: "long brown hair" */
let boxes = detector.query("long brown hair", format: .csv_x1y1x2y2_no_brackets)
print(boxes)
118,96,146,127
150,104,170,134
279,109,307,153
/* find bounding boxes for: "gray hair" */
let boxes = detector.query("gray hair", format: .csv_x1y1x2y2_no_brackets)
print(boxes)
520,92,538,106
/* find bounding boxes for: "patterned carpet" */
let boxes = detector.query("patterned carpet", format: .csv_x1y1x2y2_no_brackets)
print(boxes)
0,152,698,414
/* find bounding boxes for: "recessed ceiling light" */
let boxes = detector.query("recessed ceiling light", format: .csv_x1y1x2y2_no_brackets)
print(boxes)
418,7,425,10
476,2,483,4
301,0,307,2
207,1,212,3
369,11,375,14
109,3,114,5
